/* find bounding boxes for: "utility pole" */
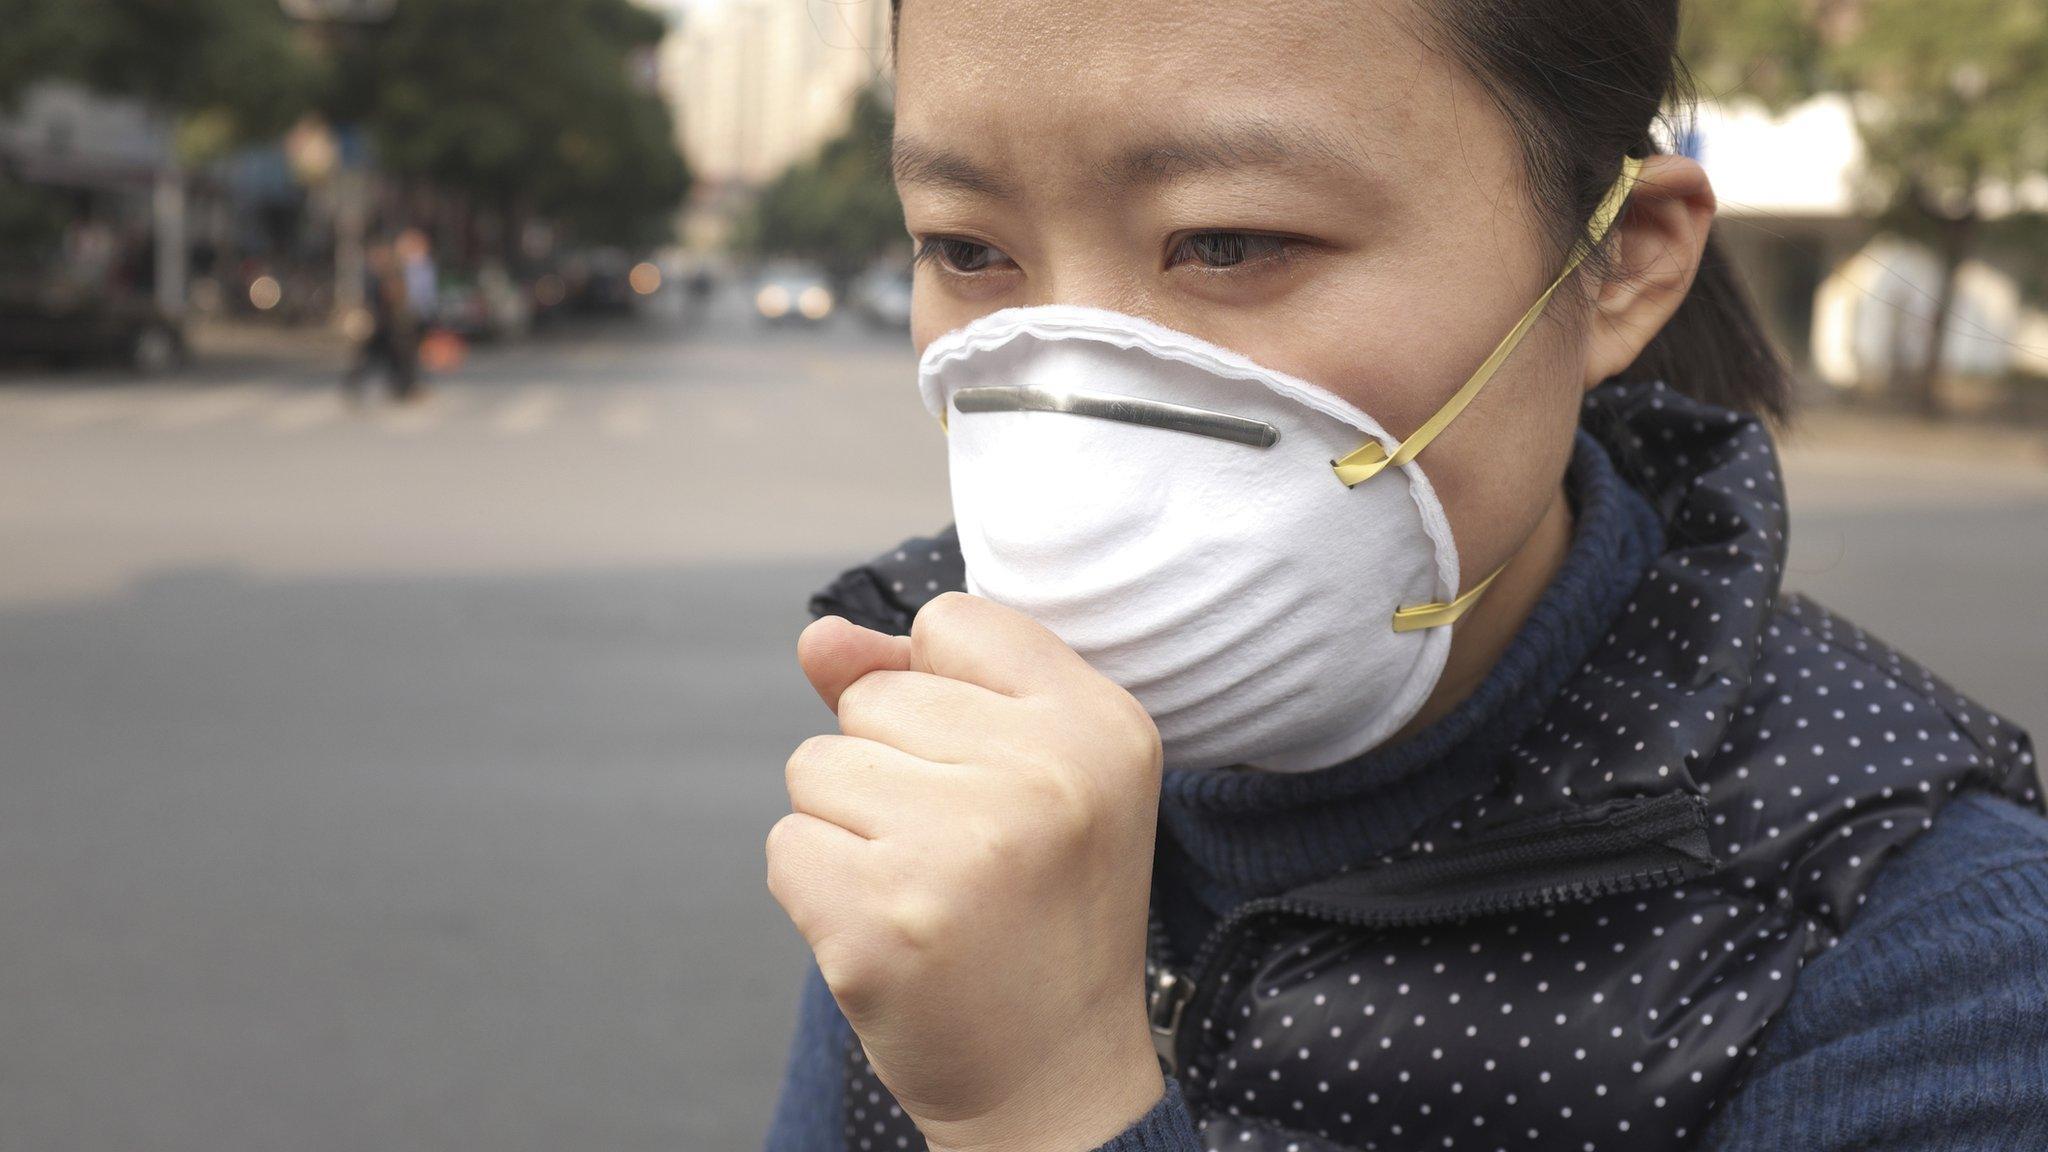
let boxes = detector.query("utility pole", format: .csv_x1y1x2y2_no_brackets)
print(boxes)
278,0,396,323
153,163,186,320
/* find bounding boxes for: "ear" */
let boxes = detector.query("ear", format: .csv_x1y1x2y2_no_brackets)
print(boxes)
1580,154,1718,390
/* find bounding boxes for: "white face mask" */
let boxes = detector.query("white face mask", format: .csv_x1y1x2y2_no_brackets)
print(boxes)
916,159,1642,773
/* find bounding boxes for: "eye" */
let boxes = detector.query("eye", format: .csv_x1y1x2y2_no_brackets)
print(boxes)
1169,232,1292,270
915,237,1014,275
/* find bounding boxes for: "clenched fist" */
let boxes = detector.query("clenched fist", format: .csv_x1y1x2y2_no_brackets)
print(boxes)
767,592,1167,1152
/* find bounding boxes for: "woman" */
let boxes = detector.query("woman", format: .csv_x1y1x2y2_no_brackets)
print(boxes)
764,1,2048,1149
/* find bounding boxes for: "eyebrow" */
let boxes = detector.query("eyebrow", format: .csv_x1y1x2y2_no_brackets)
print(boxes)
891,115,1370,199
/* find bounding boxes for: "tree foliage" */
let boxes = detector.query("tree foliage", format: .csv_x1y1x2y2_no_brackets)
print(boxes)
0,0,690,247
321,0,688,246
1688,0,2048,228
737,84,904,282
1684,0,2048,410
0,0,316,155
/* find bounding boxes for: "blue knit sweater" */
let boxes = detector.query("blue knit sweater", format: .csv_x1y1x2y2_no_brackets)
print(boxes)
765,434,2048,1151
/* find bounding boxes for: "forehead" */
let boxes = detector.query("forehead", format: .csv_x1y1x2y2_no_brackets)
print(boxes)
892,0,1488,179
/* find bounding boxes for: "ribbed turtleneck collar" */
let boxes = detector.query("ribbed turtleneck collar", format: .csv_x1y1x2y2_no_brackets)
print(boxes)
1153,429,1666,914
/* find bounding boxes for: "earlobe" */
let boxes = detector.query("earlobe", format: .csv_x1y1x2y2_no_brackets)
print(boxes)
1580,155,1718,390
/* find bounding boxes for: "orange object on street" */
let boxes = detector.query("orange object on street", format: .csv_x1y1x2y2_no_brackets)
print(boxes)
418,328,468,373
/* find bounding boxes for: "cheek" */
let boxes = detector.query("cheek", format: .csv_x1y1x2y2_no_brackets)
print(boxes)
910,274,1014,355
1414,369,1583,578
1223,295,1586,577
910,276,945,353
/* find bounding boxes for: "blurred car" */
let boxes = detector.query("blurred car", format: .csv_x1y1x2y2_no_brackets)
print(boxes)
0,275,185,374
434,262,532,341
852,263,913,330
753,261,835,326
562,249,640,316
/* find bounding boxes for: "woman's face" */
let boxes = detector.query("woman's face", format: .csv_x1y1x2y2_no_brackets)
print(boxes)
894,0,1615,586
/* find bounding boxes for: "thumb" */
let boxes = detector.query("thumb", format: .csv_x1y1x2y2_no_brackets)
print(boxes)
796,615,913,714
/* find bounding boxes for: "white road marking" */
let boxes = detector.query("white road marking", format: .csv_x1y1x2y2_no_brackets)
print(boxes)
21,391,131,430
263,391,347,433
145,385,273,430
490,388,561,437
375,391,465,436
598,398,657,441
703,398,761,439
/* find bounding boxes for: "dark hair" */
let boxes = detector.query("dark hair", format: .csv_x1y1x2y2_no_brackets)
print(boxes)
887,0,1792,422
1408,0,1790,421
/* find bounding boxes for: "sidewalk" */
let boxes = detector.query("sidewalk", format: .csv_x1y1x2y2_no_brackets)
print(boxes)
1785,401,2048,468
1779,400,2048,512
184,317,356,373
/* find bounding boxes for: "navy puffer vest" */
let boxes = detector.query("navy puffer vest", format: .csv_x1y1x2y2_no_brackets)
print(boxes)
808,381,2041,1152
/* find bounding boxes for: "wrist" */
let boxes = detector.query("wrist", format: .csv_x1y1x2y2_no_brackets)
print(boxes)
919,1031,1165,1152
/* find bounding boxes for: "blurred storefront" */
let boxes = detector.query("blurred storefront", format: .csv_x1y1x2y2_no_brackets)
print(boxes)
0,82,192,369
1692,94,2048,396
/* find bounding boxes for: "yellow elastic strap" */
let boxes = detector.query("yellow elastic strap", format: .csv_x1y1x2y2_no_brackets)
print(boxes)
1334,155,1645,488
1391,562,1506,633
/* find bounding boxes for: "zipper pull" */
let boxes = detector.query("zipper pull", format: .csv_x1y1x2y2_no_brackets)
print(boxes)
1147,962,1193,1075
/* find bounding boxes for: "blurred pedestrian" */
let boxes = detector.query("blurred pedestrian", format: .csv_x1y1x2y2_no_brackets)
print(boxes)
395,227,438,328
686,264,714,327
342,241,420,402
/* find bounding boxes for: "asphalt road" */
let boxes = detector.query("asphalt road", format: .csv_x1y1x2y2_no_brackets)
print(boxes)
2,300,2043,1151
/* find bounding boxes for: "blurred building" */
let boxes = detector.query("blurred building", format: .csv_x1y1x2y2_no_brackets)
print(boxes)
659,0,891,248
1690,94,2048,392
0,82,177,307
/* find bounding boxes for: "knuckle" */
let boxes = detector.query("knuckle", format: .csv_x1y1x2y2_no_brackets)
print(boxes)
1052,781,1109,848
963,815,1022,869
925,589,974,618
1021,764,1093,834
888,894,946,959
816,941,886,1017
1107,687,1164,777
911,590,970,646
763,815,806,900
766,810,817,863
814,893,944,1018
784,735,831,792
835,671,889,724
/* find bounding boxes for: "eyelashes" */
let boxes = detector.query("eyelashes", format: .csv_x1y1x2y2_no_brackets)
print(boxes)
914,237,1014,274
912,232,1301,278
1167,232,1292,269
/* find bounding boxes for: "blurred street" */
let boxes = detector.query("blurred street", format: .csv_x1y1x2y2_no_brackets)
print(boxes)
3,300,2046,1151
0,294,951,1152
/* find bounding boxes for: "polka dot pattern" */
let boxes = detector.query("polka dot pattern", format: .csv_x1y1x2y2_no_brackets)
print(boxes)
843,1047,922,1151
817,382,2040,1152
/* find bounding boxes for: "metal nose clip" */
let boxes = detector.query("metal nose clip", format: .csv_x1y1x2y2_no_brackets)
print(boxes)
950,386,1280,449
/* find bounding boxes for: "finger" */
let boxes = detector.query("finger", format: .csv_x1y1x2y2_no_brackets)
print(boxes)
909,591,1103,701
785,733,950,838
834,668,1017,765
797,615,913,714
765,810,870,945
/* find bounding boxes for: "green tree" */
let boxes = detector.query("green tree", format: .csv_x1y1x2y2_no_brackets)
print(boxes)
0,1,82,107
322,0,690,249
1685,0,2048,414
0,0,315,158
738,84,904,283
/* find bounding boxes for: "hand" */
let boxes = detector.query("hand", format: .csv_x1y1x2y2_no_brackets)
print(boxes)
767,592,1167,1152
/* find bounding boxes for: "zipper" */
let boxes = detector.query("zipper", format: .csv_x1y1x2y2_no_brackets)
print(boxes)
1146,961,1190,1072
1146,791,1714,1077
